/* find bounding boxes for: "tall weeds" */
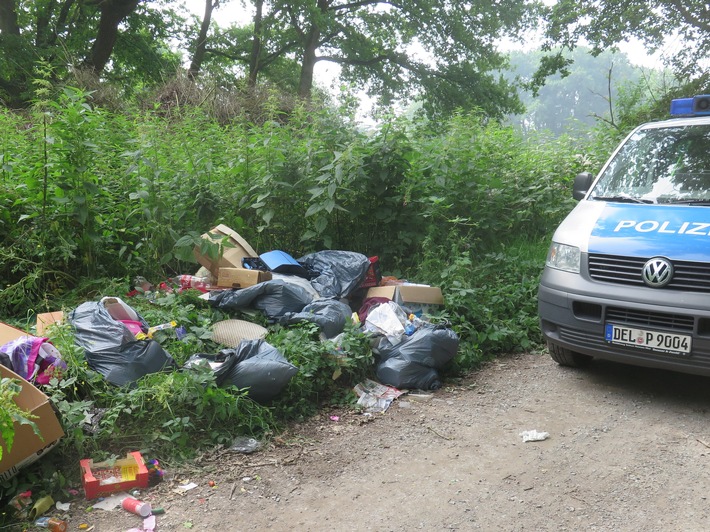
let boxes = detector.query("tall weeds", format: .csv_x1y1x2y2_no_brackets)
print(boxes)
0,87,597,352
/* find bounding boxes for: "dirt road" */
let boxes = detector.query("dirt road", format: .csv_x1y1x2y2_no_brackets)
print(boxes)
64,351,710,531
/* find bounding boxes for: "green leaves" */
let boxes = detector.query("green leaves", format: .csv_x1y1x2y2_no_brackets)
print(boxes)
0,377,40,461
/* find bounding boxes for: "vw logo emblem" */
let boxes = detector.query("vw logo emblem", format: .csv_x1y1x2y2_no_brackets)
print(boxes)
642,257,673,287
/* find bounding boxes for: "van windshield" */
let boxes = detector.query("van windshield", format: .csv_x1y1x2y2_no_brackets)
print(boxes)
590,124,710,204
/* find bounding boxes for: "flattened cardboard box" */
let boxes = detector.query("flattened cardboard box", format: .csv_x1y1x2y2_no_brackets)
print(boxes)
194,224,258,277
217,267,272,289
0,364,65,480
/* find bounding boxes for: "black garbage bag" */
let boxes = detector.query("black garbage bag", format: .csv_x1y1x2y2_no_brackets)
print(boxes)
184,339,298,402
68,301,176,386
280,299,353,338
373,325,459,390
374,325,459,365
376,357,443,390
298,250,370,299
70,301,137,352
209,279,313,319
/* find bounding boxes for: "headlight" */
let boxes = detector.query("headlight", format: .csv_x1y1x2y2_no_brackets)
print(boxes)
546,243,580,273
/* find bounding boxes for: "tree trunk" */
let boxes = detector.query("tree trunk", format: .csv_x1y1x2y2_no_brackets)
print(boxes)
247,0,264,87
0,0,20,35
85,0,139,74
298,25,320,99
188,0,216,80
297,0,330,100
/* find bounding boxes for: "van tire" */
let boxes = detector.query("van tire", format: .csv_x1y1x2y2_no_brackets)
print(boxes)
547,342,592,367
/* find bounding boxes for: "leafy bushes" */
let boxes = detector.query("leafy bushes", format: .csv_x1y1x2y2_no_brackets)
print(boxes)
0,86,608,514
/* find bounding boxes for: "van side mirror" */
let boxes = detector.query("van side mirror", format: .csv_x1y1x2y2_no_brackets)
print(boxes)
572,172,595,200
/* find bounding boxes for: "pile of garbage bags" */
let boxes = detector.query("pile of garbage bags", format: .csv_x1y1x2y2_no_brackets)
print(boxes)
57,245,457,401
360,301,459,390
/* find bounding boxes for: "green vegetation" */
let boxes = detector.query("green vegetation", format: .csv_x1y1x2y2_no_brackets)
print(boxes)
0,80,676,520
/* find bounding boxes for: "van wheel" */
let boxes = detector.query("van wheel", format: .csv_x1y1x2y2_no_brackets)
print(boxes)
547,342,592,367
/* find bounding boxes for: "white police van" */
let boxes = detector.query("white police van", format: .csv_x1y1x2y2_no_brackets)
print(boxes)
538,95,710,375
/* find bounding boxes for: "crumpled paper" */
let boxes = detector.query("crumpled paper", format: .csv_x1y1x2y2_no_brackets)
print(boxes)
520,429,550,442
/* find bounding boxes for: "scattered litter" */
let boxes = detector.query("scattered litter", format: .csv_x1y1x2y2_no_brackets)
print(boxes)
8,490,32,517
364,301,407,344
28,495,54,520
520,430,550,442
122,496,151,517
354,379,404,413
80,452,149,499
55,501,71,511
91,492,127,511
146,459,164,486
229,436,262,454
143,515,156,532
408,392,433,401
208,480,216,487
176,482,198,492
329,415,340,422
34,516,67,530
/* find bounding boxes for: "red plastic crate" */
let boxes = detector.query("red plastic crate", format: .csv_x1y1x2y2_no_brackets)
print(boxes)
80,451,149,500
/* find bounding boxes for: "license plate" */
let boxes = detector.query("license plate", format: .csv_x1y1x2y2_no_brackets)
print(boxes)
605,324,692,355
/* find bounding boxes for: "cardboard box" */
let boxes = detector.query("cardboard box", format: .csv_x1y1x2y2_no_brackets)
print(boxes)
365,284,444,314
0,364,65,481
217,267,272,289
396,285,444,306
80,451,149,499
0,321,30,347
364,286,397,301
194,224,258,277
36,311,64,336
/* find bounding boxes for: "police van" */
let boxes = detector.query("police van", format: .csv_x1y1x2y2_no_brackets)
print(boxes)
538,95,710,375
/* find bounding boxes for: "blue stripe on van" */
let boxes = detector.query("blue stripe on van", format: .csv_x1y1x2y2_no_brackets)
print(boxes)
589,204,710,261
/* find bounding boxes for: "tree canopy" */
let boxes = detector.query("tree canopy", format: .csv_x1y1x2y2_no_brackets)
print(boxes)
0,0,182,105
185,0,544,119
541,0,709,83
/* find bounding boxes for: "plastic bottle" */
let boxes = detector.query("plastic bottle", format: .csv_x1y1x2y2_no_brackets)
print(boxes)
34,517,67,532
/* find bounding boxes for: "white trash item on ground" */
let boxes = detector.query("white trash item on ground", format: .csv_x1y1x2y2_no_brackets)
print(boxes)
520,430,550,442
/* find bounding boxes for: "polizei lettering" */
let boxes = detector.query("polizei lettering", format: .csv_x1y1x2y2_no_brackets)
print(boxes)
614,220,710,235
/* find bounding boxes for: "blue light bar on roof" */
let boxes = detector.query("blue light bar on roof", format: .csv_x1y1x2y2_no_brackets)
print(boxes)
670,98,693,116
670,95,710,117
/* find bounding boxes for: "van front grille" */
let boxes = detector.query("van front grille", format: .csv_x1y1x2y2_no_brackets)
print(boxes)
606,306,695,332
588,254,710,292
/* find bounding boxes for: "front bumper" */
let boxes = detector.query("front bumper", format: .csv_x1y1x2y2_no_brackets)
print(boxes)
538,266,710,377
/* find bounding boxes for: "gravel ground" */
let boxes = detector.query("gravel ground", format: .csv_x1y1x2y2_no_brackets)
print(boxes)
56,350,710,531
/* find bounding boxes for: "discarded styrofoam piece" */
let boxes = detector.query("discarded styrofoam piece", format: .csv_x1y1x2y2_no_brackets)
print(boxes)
520,430,550,442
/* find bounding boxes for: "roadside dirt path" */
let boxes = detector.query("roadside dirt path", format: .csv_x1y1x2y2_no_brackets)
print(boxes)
64,351,710,531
